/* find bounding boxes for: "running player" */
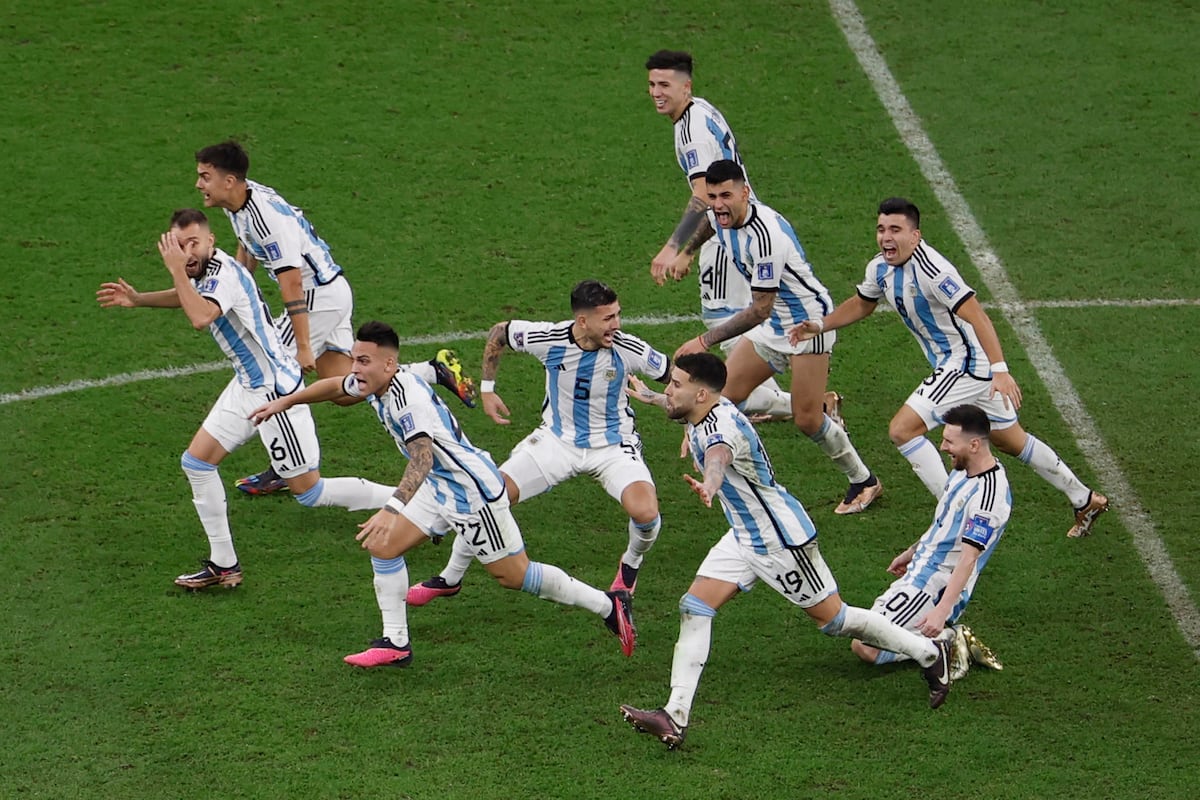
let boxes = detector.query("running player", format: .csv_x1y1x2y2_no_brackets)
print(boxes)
674,160,883,514
193,140,476,495
790,197,1108,537
407,280,669,604
618,354,952,750
249,321,636,666
96,209,396,589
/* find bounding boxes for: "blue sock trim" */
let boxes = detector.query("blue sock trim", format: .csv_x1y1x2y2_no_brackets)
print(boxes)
819,603,847,636
521,561,544,595
370,556,406,575
1019,434,1036,463
679,592,717,617
898,436,930,458
181,452,217,472
633,515,661,532
295,479,324,507
808,415,832,442
873,649,899,665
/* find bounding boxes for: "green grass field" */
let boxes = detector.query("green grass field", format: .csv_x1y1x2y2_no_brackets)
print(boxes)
3,2,1198,798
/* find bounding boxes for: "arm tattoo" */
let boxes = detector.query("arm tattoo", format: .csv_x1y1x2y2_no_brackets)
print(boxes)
393,435,434,505
681,216,715,256
481,321,509,381
667,194,711,249
703,443,733,490
702,292,772,346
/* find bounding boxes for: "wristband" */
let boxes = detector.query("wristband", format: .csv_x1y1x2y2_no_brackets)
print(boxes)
697,332,709,349
480,380,496,393
812,317,825,333
384,497,404,515
990,361,1009,374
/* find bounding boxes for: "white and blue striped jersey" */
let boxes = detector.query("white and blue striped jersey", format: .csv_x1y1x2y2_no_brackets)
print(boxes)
857,241,988,378
346,371,506,514
505,321,671,449
709,201,834,336
224,179,344,291
194,247,302,395
674,98,755,200
905,462,1011,602
689,398,818,554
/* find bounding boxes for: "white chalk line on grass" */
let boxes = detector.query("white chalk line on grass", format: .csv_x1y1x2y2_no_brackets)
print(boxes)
2,301,1193,406
831,0,1200,658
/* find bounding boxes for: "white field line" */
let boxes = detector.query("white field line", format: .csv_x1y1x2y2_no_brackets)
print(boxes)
1,301,1195,406
831,0,1200,658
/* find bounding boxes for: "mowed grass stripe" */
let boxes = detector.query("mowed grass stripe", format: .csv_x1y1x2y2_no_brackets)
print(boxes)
832,0,1200,656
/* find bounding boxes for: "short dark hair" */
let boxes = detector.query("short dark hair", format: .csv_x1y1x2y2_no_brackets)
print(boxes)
169,208,210,230
704,159,745,186
355,320,400,351
195,140,250,180
675,352,726,392
645,49,693,75
943,404,990,438
570,279,618,313
878,197,920,229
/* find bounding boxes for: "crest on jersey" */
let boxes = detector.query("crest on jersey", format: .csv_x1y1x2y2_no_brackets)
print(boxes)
647,351,664,371
399,413,415,435
604,368,617,381
265,242,282,261
199,277,219,295
685,149,700,169
938,277,960,299
756,261,774,281
964,514,996,547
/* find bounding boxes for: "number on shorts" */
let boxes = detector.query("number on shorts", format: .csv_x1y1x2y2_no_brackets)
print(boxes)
772,570,811,601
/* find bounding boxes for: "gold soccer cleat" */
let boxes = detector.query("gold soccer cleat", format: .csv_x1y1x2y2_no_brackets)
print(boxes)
960,625,1003,671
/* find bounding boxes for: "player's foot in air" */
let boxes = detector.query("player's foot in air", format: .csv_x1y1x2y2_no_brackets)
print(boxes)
605,590,636,657
823,390,847,432
1066,491,1109,538
343,637,413,668
835,474,883,515
619,705,687,750
175,559,243,590
406,576,462,606
922,632,953,709
610,560,639,595
235,467,288,496
431,349,477,408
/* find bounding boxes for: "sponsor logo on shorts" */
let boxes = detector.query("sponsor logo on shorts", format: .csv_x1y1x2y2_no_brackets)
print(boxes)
938,277,961,298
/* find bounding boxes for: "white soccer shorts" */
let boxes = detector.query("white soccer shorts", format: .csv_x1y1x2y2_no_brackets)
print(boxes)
869,576,970,631
905,367,1020,432
401,487,525,564
201,376,320,478
274,274,354,357
696,531,838,610
500,427,655,504
744,324,836,374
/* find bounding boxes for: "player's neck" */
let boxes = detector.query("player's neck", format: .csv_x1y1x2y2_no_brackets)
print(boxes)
225,183,250,212
690,398,719,425
965,453,998,478
670,97,693,123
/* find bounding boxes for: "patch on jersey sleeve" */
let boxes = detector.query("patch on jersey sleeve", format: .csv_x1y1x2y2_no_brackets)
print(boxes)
703,433,726,450
938,276,961,299
265,242,282,261
199,277,219,295
512,331,525,348
647,350,664,371
963,514,996,547
399,413,415,435
756,261,774,281
685,149,700,170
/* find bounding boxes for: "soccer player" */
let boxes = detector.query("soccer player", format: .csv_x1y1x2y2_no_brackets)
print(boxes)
248,321,636,666
674,160,883,515
193,140,476,496
644,49,792,421
406,280,669,605
790,197,1108,537
96,209,396,589
850,404,1008,680
618,354,953,751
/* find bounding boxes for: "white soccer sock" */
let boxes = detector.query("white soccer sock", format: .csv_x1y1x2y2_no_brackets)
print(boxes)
295,477,395,511
439,532,475,585
898,435,949,498
809,416,871,484
741,382,792,418
520,561,611,616
181,453,237,567
622,516,661,569
371,556,410,645
402,361,436,383
665,594,716,727
823,603,936,667
1019,433,1091,507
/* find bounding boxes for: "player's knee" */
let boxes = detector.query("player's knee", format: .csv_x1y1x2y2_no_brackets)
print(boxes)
793,408,824,436
180,451,216,474
679,592,717,618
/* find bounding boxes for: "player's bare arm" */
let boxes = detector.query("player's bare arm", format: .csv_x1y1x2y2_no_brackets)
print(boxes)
356,435,435,548
789,295,877,344
625,375,668,409
480,321,512,425
916,542,981,637
683,442,732,507
248,376,355,425
652,191,711,285
675,289,771,358
954,297,1022,410
97,279,180,309
235,242,258,274
276,267,315,373
886,545,916,577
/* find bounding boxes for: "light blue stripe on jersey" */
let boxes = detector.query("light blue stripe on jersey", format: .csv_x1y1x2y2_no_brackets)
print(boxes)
546,344,567,440
211,315,266,388
909,281,955,368
601,352,627,446
705,116,734,161
572,349,599,447
909,472,974,587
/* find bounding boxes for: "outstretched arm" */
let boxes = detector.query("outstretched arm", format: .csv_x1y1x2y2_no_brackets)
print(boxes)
250,376,357,424
97,278,181,309
355,434,435,548
676,288,771,358
789,294,877,344
480,321,512,425
683,442,732,508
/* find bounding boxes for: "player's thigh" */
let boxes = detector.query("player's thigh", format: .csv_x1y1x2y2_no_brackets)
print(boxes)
255,401,321,478
713,536,840,610
440,493,527,567
500,429,579,502
906,369,1019,432
200,379,267,457
367,512,435,560
585,443,658,515
787,352,832,426
724,337,777,402
315,349,352,379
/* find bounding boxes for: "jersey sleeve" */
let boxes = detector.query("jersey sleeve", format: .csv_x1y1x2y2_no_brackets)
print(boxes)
251,200,306,274
678,120,724,182
856,257,886,302
613,332,670,382
920,258,975,312
960,482,1010,551
387,375,440,445
746,221,789,293
505,319,556,359
194,269,239,315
